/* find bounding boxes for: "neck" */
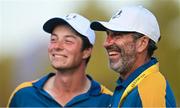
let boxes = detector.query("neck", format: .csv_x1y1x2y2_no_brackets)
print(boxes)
54,70,89,93
120,55,150,81
43,64,91,106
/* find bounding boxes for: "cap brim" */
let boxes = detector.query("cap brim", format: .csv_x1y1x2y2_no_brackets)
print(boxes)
43,18,68,33
91,21,140,33
91,21,111,31
91,21,123,32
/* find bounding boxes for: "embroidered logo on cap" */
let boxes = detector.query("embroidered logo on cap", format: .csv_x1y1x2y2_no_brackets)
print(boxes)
65,14,77,20
112,10,122,19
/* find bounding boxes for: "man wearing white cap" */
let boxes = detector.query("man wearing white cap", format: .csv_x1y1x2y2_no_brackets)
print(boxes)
91,5,176,107
8,13,112,107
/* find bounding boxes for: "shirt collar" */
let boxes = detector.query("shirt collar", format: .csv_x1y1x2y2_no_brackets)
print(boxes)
33,73,55,89
117,57,158,88
32,73,101,96
86,75,102,96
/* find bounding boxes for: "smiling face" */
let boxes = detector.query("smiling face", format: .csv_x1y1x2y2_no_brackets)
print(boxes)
48,25,85,72
103,31,137,74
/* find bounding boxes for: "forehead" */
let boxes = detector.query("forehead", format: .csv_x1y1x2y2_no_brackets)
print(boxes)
106,30,132,36
52,25,83,38
52,24,78,35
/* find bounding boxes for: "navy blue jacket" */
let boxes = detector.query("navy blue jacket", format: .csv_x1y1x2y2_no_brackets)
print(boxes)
8,73,112,107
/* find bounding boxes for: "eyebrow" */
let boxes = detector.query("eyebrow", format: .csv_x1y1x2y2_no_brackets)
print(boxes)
65,35,77,39
51,33,77,39
51,33,58,37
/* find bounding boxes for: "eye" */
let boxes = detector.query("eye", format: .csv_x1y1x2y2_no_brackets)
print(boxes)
51,38,55,41
64,36,76,44
64,38,76,45
50,36,57,43
65,39,73,43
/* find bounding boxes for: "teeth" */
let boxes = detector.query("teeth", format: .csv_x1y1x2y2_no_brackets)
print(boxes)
55,55,61,57
53,54,63,58
109,51,118,56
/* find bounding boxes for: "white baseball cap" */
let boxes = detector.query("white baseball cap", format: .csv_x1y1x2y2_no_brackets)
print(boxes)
43,13,95,45
90,5,160,43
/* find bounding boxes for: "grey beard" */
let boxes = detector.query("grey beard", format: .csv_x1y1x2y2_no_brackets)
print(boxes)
109,53,136,75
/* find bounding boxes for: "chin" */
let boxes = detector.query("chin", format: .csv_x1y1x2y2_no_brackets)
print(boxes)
52,65,64,71
51,63,63,69
109,62,122,72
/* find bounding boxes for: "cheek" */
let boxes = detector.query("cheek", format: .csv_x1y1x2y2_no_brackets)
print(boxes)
123,44,136,56
48,46,52,57
114,41,136,55
69,48,83,58
48,44,53,52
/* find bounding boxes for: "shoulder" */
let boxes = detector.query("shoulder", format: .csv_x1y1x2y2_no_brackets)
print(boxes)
137,72,166,107
7,80,38,106
15,80,37,92
100,85,113,96
87,75,113,96
138,71,166,90
13,80,37,94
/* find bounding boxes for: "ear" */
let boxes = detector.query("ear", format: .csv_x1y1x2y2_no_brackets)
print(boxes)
136,36,149,53
82,48,92,59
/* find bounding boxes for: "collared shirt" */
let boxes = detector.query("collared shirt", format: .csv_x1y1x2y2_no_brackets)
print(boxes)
110,57,176,107
8,73,112,107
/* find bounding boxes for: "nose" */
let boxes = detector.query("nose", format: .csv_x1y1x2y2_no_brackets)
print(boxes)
103,35,114,48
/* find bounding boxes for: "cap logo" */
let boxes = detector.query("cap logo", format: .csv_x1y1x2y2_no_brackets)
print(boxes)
65,14,77,20
112,10,122,19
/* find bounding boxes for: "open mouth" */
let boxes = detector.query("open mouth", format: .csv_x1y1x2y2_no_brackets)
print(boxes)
52,54,67,58
108,51,120,58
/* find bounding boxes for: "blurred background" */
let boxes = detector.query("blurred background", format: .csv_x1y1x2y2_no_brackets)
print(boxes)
0,0,180,106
